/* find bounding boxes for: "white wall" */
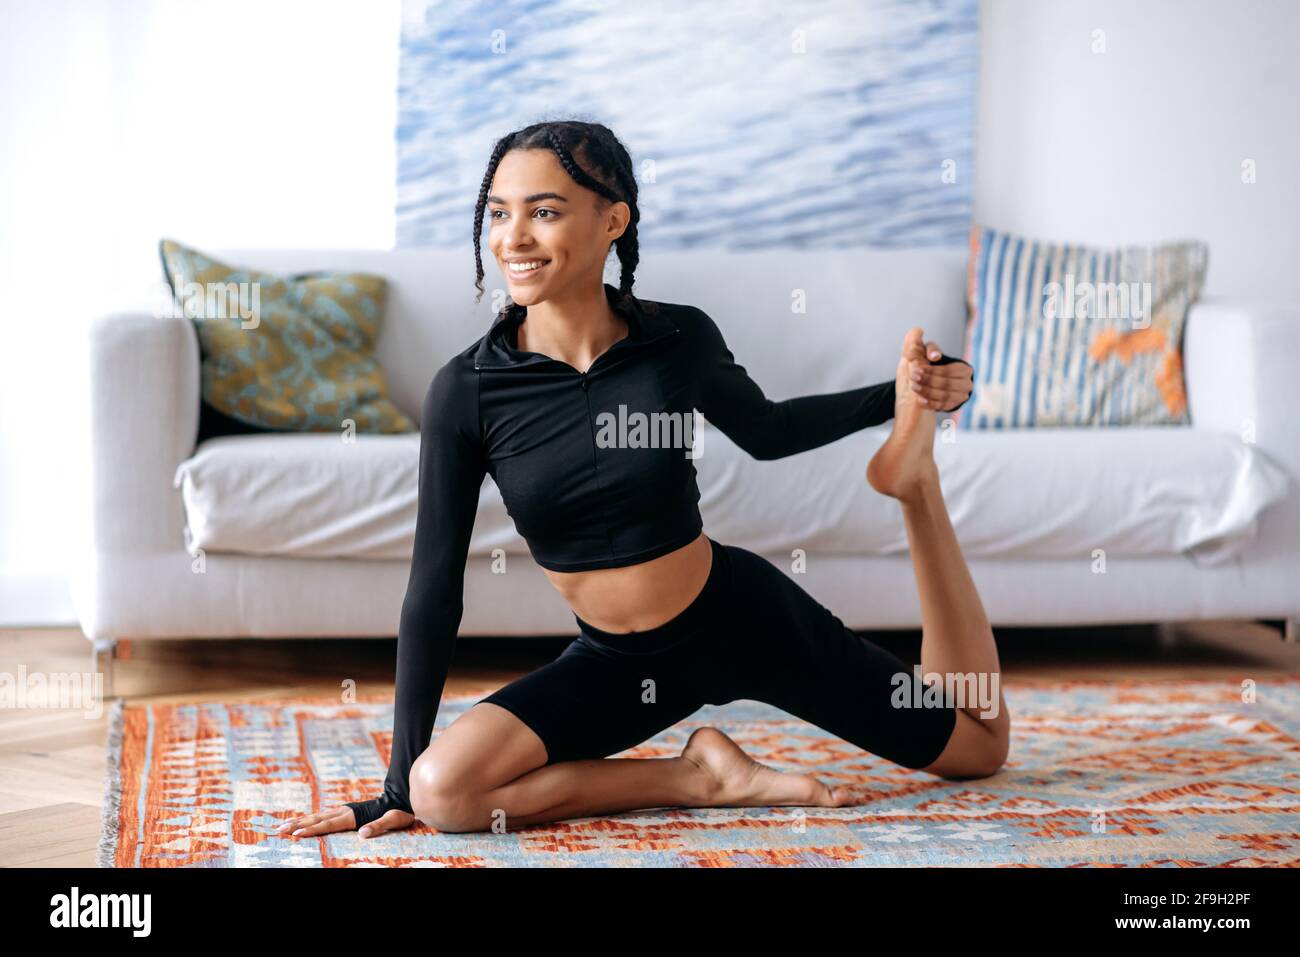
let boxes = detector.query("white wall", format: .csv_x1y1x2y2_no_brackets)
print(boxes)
0,0,400,624
974,0,1300,302
2,0,1296,624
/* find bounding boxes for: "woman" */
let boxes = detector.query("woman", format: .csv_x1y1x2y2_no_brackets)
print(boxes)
279,120,1009,840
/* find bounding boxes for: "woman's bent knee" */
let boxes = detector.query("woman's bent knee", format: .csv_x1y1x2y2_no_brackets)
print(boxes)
405,704,549,832
919,708,1008,779
408,755,488,833
924,748,1004,780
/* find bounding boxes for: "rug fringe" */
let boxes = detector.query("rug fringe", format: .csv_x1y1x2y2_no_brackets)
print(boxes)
96,697,126,868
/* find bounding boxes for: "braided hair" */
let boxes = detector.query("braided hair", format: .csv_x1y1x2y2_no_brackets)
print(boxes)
473,120,643,316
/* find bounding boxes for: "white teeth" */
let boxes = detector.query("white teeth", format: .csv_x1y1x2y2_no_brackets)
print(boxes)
508,260,547,272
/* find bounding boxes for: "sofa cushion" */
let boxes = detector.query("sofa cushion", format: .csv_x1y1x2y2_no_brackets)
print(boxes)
695,423,1288,568
959,225,1209,429
174,423,1289,568
159,238,416,434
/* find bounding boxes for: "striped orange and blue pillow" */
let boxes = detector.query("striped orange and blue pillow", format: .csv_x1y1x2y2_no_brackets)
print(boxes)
954,225,1208,429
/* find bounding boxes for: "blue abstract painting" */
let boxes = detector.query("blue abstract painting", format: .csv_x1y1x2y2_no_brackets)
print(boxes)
397,0,978,249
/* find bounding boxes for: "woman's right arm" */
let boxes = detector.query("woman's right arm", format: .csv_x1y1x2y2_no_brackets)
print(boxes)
344,355,486,830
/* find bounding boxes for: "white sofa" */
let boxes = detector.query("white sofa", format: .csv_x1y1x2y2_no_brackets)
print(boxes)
71,247,1300,687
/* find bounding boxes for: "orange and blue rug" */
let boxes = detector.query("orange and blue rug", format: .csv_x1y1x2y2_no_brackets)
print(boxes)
99,676,1300,867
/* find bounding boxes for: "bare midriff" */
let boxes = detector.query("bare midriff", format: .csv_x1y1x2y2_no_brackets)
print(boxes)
540,531,713,634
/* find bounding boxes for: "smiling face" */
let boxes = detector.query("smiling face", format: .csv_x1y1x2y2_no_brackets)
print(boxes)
486,148,630,307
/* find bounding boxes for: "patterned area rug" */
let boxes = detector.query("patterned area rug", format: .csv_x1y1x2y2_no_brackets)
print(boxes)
99,676,1300,867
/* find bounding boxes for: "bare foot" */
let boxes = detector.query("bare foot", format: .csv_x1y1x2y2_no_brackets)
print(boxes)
681,726,853,808
866,327,941,501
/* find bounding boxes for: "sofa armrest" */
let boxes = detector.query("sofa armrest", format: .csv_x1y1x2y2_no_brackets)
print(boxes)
86,313,199,554
1184,299,1300,479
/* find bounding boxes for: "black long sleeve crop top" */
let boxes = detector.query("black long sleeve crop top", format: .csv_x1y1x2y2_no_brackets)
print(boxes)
344,283,971,828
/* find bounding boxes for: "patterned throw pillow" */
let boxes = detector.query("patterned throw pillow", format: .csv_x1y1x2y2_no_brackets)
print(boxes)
955,225,1209,429
159,239,415,433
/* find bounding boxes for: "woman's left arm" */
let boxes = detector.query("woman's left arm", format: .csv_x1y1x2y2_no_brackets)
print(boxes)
690,307,970,460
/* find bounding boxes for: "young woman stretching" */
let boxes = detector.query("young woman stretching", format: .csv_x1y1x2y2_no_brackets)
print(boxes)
278,120,1010,841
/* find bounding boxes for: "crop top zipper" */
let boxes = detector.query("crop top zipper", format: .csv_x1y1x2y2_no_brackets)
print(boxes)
474,320,680,376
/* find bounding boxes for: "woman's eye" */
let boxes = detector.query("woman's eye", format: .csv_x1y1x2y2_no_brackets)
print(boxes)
489,208,556,220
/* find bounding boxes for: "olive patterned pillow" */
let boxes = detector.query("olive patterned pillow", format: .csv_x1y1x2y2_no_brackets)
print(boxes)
160,238,415,434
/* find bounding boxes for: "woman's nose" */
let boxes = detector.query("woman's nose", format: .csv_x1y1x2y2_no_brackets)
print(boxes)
503,219,533,248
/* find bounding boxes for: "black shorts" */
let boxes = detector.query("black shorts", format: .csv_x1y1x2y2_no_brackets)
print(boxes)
476,536,957,770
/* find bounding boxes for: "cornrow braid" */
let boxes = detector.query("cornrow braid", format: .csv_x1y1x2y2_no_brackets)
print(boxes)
472,135,514,307
567,130,641,298
472,120,643,317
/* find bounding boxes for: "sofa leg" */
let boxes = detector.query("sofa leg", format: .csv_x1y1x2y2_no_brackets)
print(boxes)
1285,619,1300,644
91,639,118,699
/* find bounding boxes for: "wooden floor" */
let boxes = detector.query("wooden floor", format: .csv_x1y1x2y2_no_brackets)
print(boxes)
1,620,1296,867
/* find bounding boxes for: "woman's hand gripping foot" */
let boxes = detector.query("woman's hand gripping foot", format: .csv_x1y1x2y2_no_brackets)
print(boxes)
866,327,945,502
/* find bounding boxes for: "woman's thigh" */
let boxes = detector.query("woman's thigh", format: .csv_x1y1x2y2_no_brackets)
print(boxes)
720,544,958,771
423,696,551,796
471,637,713,768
